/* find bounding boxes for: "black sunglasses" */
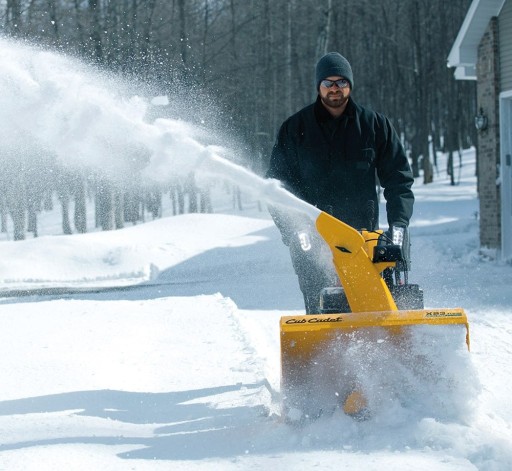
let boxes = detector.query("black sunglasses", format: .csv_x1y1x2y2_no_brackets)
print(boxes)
320,78,350,89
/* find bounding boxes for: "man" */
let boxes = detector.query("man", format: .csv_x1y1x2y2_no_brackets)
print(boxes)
266,52,414,314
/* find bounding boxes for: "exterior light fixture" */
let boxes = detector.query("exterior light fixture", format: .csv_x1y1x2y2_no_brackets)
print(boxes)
474,107,488,131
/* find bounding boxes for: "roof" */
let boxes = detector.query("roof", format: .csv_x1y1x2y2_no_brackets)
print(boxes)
447,0,506,80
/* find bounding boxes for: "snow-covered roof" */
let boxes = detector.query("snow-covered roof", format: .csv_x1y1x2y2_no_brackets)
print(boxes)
447,0,506,80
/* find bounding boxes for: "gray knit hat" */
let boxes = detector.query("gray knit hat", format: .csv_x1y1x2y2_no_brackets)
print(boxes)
315,52,353,90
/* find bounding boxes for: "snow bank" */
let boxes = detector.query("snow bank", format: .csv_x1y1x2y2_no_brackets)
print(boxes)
0,213,273,288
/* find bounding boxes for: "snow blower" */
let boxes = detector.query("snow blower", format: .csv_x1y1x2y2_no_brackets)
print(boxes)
279,211,470,422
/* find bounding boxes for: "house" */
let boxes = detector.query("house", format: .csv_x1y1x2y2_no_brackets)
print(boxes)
448,0,512,261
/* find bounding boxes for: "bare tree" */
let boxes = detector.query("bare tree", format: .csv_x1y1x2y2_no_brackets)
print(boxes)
5,0,22,36
0,0,478,240
88,0,103,62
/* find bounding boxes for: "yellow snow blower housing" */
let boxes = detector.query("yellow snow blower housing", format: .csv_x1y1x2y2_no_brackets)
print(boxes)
279,211,470,420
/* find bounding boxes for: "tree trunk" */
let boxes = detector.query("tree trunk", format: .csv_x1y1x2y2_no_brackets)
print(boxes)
10,206,26,241
285,0,293,117
200,188,212,213
27,205,38,237
233,186,243,210
96,179,114,231
186,173,198,213
88,0,103,62
74,174,87,233
5,0,22,36
178,0,187,71
315,0,333,57
61,196,72,235
0,194,7,233
115,188,124,229
47,0,59,39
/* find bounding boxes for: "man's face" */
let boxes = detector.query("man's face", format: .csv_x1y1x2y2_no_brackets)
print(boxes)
319,76,351,110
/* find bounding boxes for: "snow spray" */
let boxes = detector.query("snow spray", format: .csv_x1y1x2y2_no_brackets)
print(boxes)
0,38,319,222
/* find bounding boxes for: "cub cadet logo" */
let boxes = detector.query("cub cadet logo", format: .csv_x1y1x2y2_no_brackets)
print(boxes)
425,311,462,318
285,316,344,324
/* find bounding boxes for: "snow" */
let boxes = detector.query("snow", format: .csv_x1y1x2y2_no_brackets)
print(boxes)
1,39,512,470
1,149,511,470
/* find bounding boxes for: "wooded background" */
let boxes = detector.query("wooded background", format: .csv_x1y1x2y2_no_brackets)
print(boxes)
1,0,475,239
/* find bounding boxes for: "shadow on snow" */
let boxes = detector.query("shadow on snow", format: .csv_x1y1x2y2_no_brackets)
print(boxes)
0,383,290,460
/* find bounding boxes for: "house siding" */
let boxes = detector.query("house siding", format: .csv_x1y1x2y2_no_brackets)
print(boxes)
500,0,512,91
476,17,501,250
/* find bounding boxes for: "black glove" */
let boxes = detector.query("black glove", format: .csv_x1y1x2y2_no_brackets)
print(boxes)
376,225,411,271
389,225,410,271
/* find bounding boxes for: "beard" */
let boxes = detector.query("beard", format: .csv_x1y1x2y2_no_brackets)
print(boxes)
321,91,349,109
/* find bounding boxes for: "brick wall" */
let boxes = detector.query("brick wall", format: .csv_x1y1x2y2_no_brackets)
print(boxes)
476,17,501,250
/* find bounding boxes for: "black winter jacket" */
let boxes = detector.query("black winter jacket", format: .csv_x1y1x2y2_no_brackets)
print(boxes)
266,96,414,238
